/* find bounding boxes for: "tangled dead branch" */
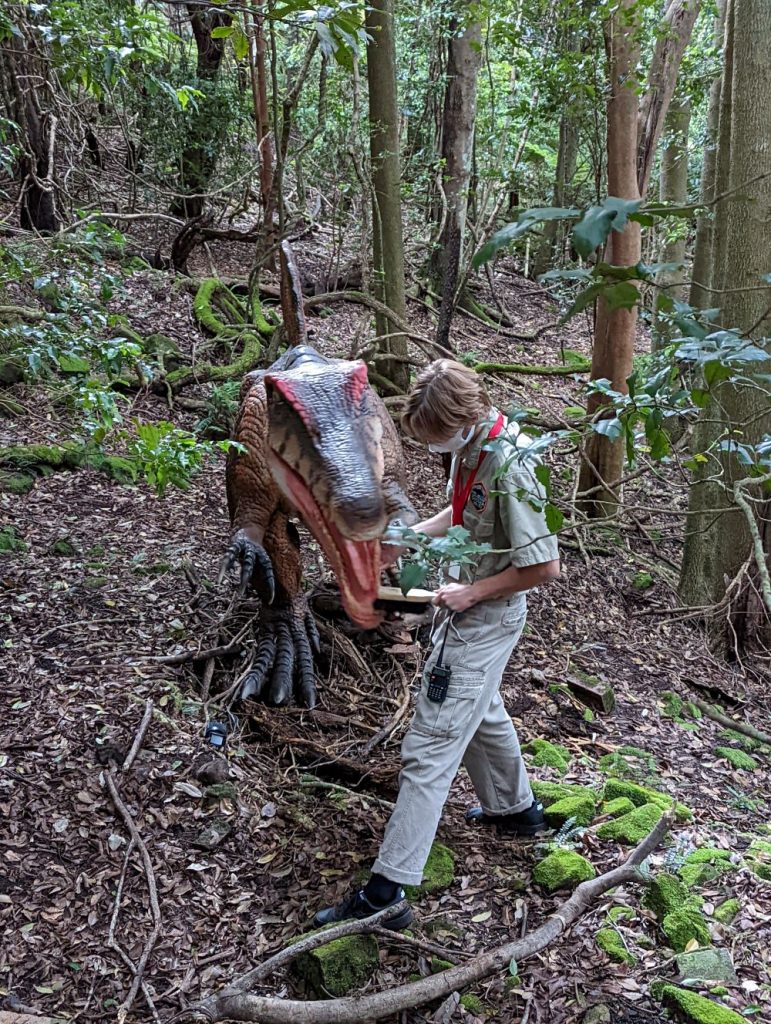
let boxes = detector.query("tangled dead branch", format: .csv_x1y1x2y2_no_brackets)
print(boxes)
194,813,672,1023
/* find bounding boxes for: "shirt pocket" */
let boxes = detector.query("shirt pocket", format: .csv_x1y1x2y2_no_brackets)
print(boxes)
412,669,485,740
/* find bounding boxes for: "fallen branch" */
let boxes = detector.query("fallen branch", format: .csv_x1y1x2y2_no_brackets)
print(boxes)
103,710,163,1023
472,359,590,376
362,656,414,755
197,813,672,1023
136,640,245,666
0,305,45,322
690,697,771,747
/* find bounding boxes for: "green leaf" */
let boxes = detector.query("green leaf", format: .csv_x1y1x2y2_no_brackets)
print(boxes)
649,429,670,461
571,197,642,258
232,27,249,60
592,417,623,442
544,503,563,534
58,352,91,373
534,463,551,493
210,25,234,38
399,560,428,595
472,207,580,268
602,281,640,311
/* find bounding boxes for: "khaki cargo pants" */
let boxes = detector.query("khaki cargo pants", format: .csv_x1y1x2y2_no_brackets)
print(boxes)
372,596,533,887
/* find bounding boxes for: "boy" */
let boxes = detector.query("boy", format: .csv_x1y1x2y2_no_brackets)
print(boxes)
314,359,561,929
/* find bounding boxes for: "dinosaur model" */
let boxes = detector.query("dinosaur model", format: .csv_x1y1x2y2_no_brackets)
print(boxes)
221,243,417,708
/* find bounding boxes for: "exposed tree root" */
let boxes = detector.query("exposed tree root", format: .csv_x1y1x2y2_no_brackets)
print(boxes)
472,358,590,376
164,332,264,391
0,304,45,322
195,813,672,1024
690,697,771,746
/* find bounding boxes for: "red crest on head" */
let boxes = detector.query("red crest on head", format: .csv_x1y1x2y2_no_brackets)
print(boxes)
343,361,369,405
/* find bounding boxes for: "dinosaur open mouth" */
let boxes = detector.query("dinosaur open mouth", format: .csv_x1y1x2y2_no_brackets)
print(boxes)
267,450,382,629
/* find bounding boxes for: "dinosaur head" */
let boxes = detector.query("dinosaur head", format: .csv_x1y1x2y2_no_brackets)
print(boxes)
264,358,386,628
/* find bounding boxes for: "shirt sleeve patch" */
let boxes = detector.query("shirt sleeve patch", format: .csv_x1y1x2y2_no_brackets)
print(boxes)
469,482,488,512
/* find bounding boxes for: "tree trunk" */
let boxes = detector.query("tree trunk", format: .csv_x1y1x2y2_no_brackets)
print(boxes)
679,0,771,654
576,0,642,517
689,0,726,308
173,3,233,218
366,0,409,392
652,93,690,348
532,114,579,278
0,35,59,232
431,18,482,351
637,0,701,197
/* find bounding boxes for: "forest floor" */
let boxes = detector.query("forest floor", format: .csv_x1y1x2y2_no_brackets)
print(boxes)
1,223,770,1024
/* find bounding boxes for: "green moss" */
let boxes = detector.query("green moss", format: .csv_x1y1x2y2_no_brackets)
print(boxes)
712,898,740,925
602,778,691,822
718,728,759,751
607,905,635,923
405,841,455,899
598,746,657,780
49,538,76,557
602,797,636,818
544,794,596,828
0,525,27,553
295,933,378,997
532,781,596,807
662,908,711,952
643,873,694,920
714,746,757,771
687,702,703,720
661,985,745,1023
661,691,684,719
203,782,238,801
83,576,109,589
533,849,596,892
0,470,34,494
678,849,735,888
430,957,453,973
710,987,728,996
524,738,571,774
595,927,635,965
460,994,484,1014
596,802,663,844
746,838,771,881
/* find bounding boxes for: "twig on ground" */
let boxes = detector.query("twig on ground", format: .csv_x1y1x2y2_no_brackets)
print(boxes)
690,697,771,746
122,698,153,771
196,813,672,1023
362,657,415,755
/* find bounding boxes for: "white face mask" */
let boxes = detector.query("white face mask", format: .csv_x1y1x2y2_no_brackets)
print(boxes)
428,425,474,454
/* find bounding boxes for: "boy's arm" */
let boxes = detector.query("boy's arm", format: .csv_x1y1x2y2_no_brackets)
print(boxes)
434,559,560,610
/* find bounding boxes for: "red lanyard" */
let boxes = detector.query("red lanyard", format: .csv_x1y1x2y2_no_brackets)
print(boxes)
451,413,505,526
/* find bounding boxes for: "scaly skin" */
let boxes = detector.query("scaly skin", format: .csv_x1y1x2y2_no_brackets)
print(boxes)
223,249,416,707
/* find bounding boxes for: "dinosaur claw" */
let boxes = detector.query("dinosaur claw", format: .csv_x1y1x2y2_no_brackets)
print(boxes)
237,599,319,709
222,530,275,602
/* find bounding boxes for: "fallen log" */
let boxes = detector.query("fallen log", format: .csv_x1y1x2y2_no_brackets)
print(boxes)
195,812,672,1023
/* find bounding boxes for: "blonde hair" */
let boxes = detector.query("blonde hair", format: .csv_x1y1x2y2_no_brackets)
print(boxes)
401,359,491,441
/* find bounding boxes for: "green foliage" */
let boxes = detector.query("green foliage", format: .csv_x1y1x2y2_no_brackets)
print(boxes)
125,420,235,497
395,524,492,593
0,525,27,554
714,746,758,771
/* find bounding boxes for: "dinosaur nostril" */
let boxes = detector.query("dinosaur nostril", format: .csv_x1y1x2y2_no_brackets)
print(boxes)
332,493,386,536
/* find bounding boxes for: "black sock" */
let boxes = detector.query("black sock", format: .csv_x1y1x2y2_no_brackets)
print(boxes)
364,872,400,906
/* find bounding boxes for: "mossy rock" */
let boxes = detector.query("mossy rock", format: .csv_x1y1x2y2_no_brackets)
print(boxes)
532,781,597,807
524,738,570,774
662,908,711,952
660,985,745,1023
0,525,27,553
404,841,455,899
643,873,696,920
544,794,596,828
602,778,691,822
48,537,77,557
745,838,771,881
0,441,87,471
533,849,596,892
661,691,684,719
83,576,109,590
714,746,757,771
596,802,663,844
712,898,740,925
675,948,737,986
203,782,238,802
460,994,484,1014
595,927,635,965
602,797,636,818
678,849,735,889
430,957,453,973
607,905,635,924
294,932,379,997
598,746,657,779
0,470,35,494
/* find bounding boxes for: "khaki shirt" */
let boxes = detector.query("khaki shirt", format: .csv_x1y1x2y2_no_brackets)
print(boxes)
447,410,559,583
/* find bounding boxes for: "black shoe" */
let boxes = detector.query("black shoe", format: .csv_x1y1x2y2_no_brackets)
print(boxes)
465,799,546,836
313,888,414,930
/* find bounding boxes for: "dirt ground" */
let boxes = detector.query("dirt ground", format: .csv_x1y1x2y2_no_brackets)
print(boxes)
1,227,770,1024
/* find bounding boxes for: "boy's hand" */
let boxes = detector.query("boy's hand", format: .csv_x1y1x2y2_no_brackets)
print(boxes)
434,583,477,612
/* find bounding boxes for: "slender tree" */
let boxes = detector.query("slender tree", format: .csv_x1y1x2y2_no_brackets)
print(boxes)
679,0,771,652
366,0,409,391
431,15,482,351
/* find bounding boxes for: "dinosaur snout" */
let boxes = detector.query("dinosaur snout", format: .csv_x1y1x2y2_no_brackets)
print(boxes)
330,491,387,540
